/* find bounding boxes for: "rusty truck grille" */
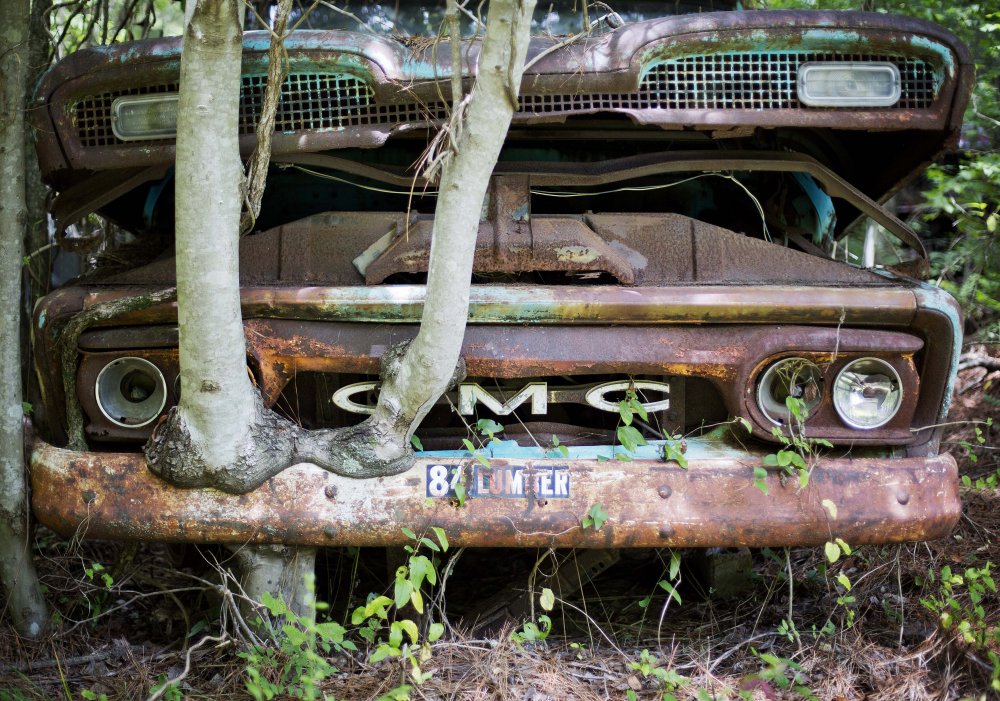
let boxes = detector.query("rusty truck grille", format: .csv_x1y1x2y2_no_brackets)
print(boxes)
73,52,937,147
642,52,936,110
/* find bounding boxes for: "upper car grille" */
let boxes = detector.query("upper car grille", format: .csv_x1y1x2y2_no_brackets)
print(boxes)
73,52,938,147
642,52,937,110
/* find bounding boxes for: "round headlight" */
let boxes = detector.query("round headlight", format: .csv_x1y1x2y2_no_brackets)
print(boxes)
95,357,167,428
757,357,823,425
833,357,902,429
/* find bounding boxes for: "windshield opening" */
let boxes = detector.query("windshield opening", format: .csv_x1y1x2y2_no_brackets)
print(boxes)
275,0,741,38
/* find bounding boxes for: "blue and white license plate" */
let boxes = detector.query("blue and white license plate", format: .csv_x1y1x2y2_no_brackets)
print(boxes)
425,463,570,499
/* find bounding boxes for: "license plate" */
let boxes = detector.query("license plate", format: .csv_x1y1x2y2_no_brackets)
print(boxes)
425,464,570,499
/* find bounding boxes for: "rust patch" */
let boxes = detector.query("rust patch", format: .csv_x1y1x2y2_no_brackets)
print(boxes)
30,436,960,548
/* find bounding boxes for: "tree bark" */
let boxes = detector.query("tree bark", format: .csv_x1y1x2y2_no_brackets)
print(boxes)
0,0,48,639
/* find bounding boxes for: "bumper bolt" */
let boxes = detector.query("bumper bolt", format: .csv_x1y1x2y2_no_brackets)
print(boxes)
324,485,337,500
896,490,910,505
657,485,672,499
659,524,675,538
323,525,337,539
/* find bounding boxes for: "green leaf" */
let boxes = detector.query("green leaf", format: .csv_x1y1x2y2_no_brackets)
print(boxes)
21,402,32,414
394,578,413,609
617,425,647,452
431,527,449,552
401,527,417,540
583,502,608,530
657,579,682,605
260,591,286,617
669,551,681,581
836,573,852,591
824,541,840,564
410,588,424,614
753,466,769,495
281,624,307,647
409,434,423,451
475,418,504,437
462,438,477,454
351,606,367,625
539,587,555,612
409,554,433,589
398,619,419,645
315,621,346,643
619,399,634,426
632,397,649,423
428,622,444,642
369,643,400,664
835,538,852,556
762,454,779,467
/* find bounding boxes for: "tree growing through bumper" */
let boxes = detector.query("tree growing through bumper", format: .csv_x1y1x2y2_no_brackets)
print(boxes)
144,0,538,492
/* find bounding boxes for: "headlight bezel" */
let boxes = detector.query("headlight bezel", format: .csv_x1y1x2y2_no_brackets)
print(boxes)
95,356,168,428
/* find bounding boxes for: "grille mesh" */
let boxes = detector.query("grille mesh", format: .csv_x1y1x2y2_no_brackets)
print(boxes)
73,53,938,148
641,52,936,110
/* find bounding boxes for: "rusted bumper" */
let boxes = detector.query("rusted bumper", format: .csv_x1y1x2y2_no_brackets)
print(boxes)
29,437,960,548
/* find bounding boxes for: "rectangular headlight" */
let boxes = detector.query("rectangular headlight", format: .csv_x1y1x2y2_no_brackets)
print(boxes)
111,94,179,141
797,62,901,107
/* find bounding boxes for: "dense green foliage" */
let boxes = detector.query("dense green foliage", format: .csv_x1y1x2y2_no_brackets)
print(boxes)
763,0,1000,340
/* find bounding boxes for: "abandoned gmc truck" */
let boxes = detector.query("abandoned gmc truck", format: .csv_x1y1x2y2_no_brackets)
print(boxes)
27,6,972,550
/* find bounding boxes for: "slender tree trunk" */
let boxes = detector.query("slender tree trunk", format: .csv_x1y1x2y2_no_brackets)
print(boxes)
145,0,300,494
360,0,537,458
0,0,48,639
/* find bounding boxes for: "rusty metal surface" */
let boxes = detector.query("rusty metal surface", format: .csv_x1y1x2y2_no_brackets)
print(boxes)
29,435,960,547
64,284,920,327
70,321,921,447
100,208,888,288
365,216,638,285
31,12,971,188
33,283,954,453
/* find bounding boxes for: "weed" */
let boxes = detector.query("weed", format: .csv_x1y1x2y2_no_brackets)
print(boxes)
240,587,353,700
662,435,687,468
919,562,1000,692
616,388,649,458
581,502,608,531
512,587,555,646
625,649,688,701
756,395,831,494
742,649,817,700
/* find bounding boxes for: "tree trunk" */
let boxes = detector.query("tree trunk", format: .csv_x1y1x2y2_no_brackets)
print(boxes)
352,0,538,461
148,0,537,492
0,0,48,639
145,0,299,494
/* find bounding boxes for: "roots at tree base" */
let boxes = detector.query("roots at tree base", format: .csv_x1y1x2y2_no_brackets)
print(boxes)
144,342,466,493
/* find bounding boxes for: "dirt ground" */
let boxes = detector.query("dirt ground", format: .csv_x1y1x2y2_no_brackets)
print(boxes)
1,350,997,701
